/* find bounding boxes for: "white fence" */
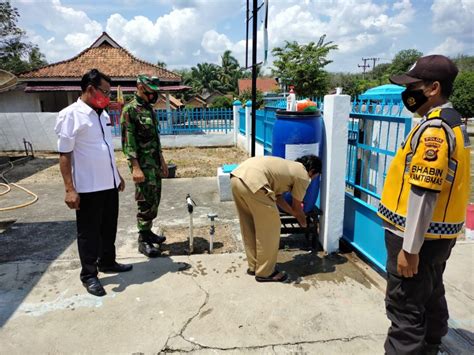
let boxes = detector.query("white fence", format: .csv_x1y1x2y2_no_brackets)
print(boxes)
0,112,234,152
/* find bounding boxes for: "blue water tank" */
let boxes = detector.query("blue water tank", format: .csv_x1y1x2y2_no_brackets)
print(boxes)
272,110,323,213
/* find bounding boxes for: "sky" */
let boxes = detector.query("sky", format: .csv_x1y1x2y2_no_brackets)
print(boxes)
11,0,474,73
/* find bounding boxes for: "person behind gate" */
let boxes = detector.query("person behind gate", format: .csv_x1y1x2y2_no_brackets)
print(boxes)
121,75,169,258
377,55,471,355
231,155,321,283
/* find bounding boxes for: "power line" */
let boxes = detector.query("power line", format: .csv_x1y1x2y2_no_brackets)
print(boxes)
367,57,381,71
358,57,381,74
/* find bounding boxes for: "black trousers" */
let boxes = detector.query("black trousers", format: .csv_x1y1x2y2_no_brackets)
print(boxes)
384,230,456,355
76,188,119,282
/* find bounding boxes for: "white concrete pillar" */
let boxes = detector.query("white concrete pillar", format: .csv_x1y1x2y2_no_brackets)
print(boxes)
66,92,74,105
245,100,252,156
320,93,351,253
233,100,242,146
165,93,171,127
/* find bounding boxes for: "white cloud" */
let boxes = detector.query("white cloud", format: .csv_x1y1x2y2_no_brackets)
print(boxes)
201,30,232,54
430,37,466,56
431,0,474,39
13,0,103,61
206,0,417,72
12,0,473,73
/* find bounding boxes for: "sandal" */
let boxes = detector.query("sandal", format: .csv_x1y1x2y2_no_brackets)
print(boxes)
247,269,255,276
255,270,288,283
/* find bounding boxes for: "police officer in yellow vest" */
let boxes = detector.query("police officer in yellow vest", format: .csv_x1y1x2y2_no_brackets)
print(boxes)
378,55,471,354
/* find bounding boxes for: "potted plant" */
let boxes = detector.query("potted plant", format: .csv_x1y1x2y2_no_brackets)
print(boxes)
167,160,177,178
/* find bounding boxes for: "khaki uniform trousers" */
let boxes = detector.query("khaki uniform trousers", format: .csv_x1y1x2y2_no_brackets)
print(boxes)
231,177,281,277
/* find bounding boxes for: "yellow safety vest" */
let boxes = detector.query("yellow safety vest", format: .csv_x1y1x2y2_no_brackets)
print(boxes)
378,107,471,239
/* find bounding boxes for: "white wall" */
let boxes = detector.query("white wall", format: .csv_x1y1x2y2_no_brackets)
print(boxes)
0,90,41,113
0,112,235,152
0,112,58,151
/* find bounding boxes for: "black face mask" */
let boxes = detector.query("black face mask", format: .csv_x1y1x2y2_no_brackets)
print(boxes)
143,89,158,105
147,93,158,104
401,88,428,113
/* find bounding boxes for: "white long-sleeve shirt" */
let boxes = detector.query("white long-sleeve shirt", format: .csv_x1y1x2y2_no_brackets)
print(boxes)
55,98,120,193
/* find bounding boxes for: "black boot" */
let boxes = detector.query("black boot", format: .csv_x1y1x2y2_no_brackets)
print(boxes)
141,230,166,245
138,233,161,258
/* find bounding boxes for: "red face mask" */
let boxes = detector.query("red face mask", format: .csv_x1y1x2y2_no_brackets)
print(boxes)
90,89,110,109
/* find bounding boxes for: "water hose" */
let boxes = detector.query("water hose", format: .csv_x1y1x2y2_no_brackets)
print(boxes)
0,162,38,211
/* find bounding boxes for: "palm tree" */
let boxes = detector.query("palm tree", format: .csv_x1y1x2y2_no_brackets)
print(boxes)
156,60,167,68
218,50,240,92
190,62,223,93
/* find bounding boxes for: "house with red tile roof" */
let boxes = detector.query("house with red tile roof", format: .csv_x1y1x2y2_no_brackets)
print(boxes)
0,32,188,112
154,94,184,110
238,78,279,95
185,95,207,108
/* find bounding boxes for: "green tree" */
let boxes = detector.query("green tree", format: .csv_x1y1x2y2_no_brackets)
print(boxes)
271,35,338,97
239,88,263,109
387,49,423,76
451,71,474,118
189,62,223,92
240,64,263,79
218,50,240,93
156,60,167,68
210,96,233,109
0,3,47,73
371,63,391,84
452,55,474,72
329,73,379,99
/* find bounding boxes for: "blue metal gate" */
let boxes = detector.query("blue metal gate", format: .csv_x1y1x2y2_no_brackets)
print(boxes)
238,98,412,270
343,100,411,270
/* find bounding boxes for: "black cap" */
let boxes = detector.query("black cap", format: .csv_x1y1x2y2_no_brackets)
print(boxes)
390,55,458,86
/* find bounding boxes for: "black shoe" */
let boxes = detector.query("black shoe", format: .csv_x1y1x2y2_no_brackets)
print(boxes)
138,241,161,258
140,230,166,245
98,262,133,273
423,342,441,355
82,277,106,297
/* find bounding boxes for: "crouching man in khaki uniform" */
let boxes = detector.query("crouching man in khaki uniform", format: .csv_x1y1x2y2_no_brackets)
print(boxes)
231,155,321,282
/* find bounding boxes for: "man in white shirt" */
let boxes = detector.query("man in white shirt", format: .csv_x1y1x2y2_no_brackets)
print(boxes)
56,69,132,297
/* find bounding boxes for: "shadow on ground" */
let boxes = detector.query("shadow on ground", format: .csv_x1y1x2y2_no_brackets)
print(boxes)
100,257,191,293
0,220,76,263
0,156,59,183
443,328,474,354
161,237,224,256
0,220,76,327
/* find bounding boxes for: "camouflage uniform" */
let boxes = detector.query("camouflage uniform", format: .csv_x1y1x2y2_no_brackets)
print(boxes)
121,94,162,233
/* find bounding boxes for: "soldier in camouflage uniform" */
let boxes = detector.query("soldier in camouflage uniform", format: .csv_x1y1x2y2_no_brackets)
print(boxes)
121,75,168,257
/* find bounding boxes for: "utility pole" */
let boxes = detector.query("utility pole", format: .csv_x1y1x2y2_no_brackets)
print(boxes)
245,0,264,157
251,0,258,157
358,58,370,75
245,0,249,69
368,57,380,71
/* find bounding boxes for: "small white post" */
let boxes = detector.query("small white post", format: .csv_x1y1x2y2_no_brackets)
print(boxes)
66,92,74,105
233,100,242,146
320,92,351,253
245,100,252,156
166,93,172,127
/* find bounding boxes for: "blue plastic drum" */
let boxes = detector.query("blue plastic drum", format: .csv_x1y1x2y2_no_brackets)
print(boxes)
272,110,323,213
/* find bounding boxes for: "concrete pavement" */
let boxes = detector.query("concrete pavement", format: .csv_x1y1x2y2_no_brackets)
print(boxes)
0,170,472,354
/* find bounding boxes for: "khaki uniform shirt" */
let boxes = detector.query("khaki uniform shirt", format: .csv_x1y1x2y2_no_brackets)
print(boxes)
231,156,310,201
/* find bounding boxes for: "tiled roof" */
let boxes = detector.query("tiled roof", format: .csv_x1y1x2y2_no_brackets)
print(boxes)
154,94,184,109
0,69,17,92
19,32,180,82
24,85,191,93
238,78,279,94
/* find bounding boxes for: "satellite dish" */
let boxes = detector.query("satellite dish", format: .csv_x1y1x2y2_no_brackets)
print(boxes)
0,69,18,92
